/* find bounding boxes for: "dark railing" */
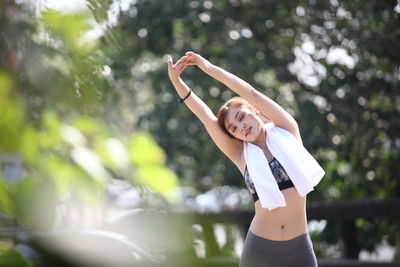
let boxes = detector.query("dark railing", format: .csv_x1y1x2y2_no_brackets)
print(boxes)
1,199,399,266
167,198,400,267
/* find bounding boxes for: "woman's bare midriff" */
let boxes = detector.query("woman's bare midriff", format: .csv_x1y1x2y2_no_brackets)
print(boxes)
249,187,308,241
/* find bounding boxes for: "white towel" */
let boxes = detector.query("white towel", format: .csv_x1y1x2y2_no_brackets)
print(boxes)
243,122,325,210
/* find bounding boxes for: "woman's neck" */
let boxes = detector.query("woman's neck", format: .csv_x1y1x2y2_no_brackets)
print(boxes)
251,124,267,149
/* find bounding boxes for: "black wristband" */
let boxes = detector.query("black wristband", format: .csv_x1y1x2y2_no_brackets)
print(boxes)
178,89,192,103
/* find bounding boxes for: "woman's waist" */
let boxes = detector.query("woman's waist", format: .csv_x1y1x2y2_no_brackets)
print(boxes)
249,216,308,241
250,204,308,241
252,208,307,226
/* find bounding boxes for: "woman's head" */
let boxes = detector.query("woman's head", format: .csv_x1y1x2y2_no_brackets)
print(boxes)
217,97,265,142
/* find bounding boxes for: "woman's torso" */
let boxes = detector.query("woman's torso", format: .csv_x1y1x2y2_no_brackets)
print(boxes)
239,147,308,241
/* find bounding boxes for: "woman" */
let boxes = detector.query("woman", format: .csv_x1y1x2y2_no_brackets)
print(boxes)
167,51,324,267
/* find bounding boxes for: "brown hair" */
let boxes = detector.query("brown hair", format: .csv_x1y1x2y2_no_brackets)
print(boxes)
217,97,262,139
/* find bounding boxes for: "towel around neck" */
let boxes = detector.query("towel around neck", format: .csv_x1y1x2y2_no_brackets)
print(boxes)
243,122,325,210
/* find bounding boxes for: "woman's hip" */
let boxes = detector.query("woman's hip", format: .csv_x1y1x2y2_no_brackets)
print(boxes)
239,230,317,267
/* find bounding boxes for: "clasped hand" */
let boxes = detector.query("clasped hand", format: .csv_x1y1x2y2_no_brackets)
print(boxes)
167,51,209,83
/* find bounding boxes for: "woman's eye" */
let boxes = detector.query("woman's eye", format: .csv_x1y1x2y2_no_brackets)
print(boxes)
240,114,244,121
233,127,237,133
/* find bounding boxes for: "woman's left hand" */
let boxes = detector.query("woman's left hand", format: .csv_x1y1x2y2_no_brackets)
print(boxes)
167,55,190,83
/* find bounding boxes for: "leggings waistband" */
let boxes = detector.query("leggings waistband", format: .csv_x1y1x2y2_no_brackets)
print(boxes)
243,231,313,258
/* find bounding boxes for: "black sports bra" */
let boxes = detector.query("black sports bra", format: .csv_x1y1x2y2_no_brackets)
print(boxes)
243,158,295,202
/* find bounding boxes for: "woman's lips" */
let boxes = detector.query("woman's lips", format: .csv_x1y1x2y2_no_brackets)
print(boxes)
246,127,252,136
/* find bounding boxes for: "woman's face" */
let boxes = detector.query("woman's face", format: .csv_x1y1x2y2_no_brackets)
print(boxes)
224,105,262,142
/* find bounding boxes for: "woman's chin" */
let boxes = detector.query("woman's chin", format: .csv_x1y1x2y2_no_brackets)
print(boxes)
245,134,256,142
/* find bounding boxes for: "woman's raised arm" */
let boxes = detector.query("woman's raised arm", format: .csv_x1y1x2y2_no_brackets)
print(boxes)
167,56,243,166
176,52,300,141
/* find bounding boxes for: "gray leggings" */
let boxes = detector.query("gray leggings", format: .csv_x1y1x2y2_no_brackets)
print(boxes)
239,231,318,267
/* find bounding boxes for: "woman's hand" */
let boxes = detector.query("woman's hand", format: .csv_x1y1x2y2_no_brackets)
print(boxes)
167,55,188,83
175,51,210,72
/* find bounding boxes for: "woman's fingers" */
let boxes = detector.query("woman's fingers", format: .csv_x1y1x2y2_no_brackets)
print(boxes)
167,55,174,69
167,53,196,77
174,55,191,67
185,51,199,61
167,55,185,72
175,57,194,70
172,52,198,68
174,60,184,69
176,60,194,72
178,63,188,73
185,51,196,56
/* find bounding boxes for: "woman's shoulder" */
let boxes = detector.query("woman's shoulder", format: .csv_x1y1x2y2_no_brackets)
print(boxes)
266,121,303,144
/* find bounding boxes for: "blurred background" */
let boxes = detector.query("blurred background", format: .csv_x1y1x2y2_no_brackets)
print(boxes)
1,0,399,266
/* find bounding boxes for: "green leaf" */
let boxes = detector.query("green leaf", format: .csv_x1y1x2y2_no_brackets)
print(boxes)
73,117,109,136
19,127,39,164
95,137,130,170
0,70,14,96
39,111,62,148
0,249,32,267
136,165,179,196
0,177,14,215
40,10,95,54
128,132,179,195
12,176,57,230
129,132,166,166
0,77,26,151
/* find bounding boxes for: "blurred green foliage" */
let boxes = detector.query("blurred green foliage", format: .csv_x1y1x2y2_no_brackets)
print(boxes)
0,1,179,264
0,249,32,267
